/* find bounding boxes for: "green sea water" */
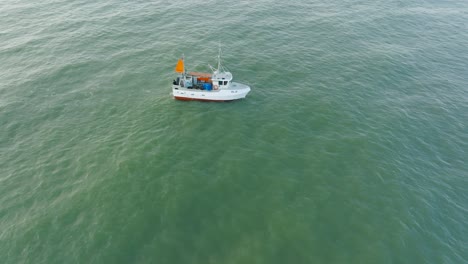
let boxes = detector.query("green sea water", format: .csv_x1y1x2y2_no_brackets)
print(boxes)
1,0,468,263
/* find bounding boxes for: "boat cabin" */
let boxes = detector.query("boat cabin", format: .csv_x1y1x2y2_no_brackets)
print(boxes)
212,71,233,90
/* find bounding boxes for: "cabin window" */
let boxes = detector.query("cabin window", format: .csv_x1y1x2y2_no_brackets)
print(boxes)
218,81,223,85
224,81,228,85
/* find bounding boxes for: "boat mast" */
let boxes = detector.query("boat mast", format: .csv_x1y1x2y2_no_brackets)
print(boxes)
209,44,223,74
182,53,186,75
216,43,223,73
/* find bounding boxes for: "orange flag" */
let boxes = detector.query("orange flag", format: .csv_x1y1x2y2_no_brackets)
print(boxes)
175,58,184,73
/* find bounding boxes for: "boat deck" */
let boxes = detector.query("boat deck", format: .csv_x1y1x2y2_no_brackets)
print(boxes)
173,82,249,92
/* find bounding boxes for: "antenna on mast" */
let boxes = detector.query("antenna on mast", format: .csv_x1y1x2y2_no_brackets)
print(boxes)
217,42,222,72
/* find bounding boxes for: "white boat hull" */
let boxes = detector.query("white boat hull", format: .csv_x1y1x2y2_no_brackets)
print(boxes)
172,82,250,102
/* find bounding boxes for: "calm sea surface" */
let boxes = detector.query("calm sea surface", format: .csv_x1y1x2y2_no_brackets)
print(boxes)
1,0,467,263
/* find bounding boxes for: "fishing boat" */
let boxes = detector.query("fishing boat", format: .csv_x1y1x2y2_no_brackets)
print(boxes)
171,50,251,102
